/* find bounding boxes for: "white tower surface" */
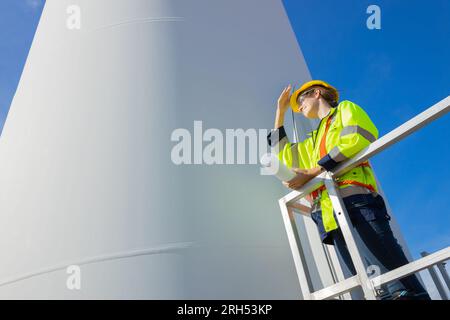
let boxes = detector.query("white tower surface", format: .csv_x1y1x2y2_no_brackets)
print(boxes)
0,0,416,299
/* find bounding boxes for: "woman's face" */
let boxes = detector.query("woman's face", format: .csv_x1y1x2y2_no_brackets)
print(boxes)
298,91,320,118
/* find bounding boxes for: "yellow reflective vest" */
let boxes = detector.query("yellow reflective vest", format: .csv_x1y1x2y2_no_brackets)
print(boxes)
268,100,379,233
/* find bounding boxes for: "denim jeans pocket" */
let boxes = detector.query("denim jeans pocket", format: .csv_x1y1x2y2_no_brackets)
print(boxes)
348,206,378,225
348,203,391,225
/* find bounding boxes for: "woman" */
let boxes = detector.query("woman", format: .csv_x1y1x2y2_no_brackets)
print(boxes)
267,80,431,300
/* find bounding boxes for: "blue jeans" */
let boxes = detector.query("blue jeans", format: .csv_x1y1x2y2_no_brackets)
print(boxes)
315,193,431,300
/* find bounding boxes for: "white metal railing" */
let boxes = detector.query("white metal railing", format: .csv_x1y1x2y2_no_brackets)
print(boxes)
278,96,450,300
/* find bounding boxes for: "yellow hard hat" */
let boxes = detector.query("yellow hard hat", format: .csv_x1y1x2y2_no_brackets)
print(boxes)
289,80,339,113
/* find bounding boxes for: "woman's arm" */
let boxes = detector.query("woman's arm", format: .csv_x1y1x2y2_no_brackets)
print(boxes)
282,166,325,190
267,85,317,173
274,84,291,129
270,86,321,199
274,108,286,129
267,85,294,163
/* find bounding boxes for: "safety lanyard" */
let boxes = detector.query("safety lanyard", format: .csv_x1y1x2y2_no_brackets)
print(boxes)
312,109,334,151
319,115,333,158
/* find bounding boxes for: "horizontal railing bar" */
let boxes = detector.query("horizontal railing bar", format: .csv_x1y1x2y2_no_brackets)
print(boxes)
288,202,312,216
311,247,450,300
371,246,450,287
310,275,360,300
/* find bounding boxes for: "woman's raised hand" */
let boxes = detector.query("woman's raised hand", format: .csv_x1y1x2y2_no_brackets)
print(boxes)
277,84,292,113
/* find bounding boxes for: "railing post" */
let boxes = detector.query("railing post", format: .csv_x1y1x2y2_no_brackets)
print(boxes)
322,243,353,300
421,251,449,300
278,198,314,299
323,172,377,300
436,262,450,292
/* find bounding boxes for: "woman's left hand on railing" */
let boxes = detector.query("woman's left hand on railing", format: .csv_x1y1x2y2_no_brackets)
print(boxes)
282,167,324,191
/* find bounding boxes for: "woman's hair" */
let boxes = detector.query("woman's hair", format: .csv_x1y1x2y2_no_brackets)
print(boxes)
304,85,339,108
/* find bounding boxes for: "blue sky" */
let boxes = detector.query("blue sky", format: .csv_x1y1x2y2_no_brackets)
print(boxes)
0,0,448,296
0,0,44,130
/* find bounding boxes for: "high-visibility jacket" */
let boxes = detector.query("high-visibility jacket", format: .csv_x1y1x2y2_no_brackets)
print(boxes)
267,100,379,234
